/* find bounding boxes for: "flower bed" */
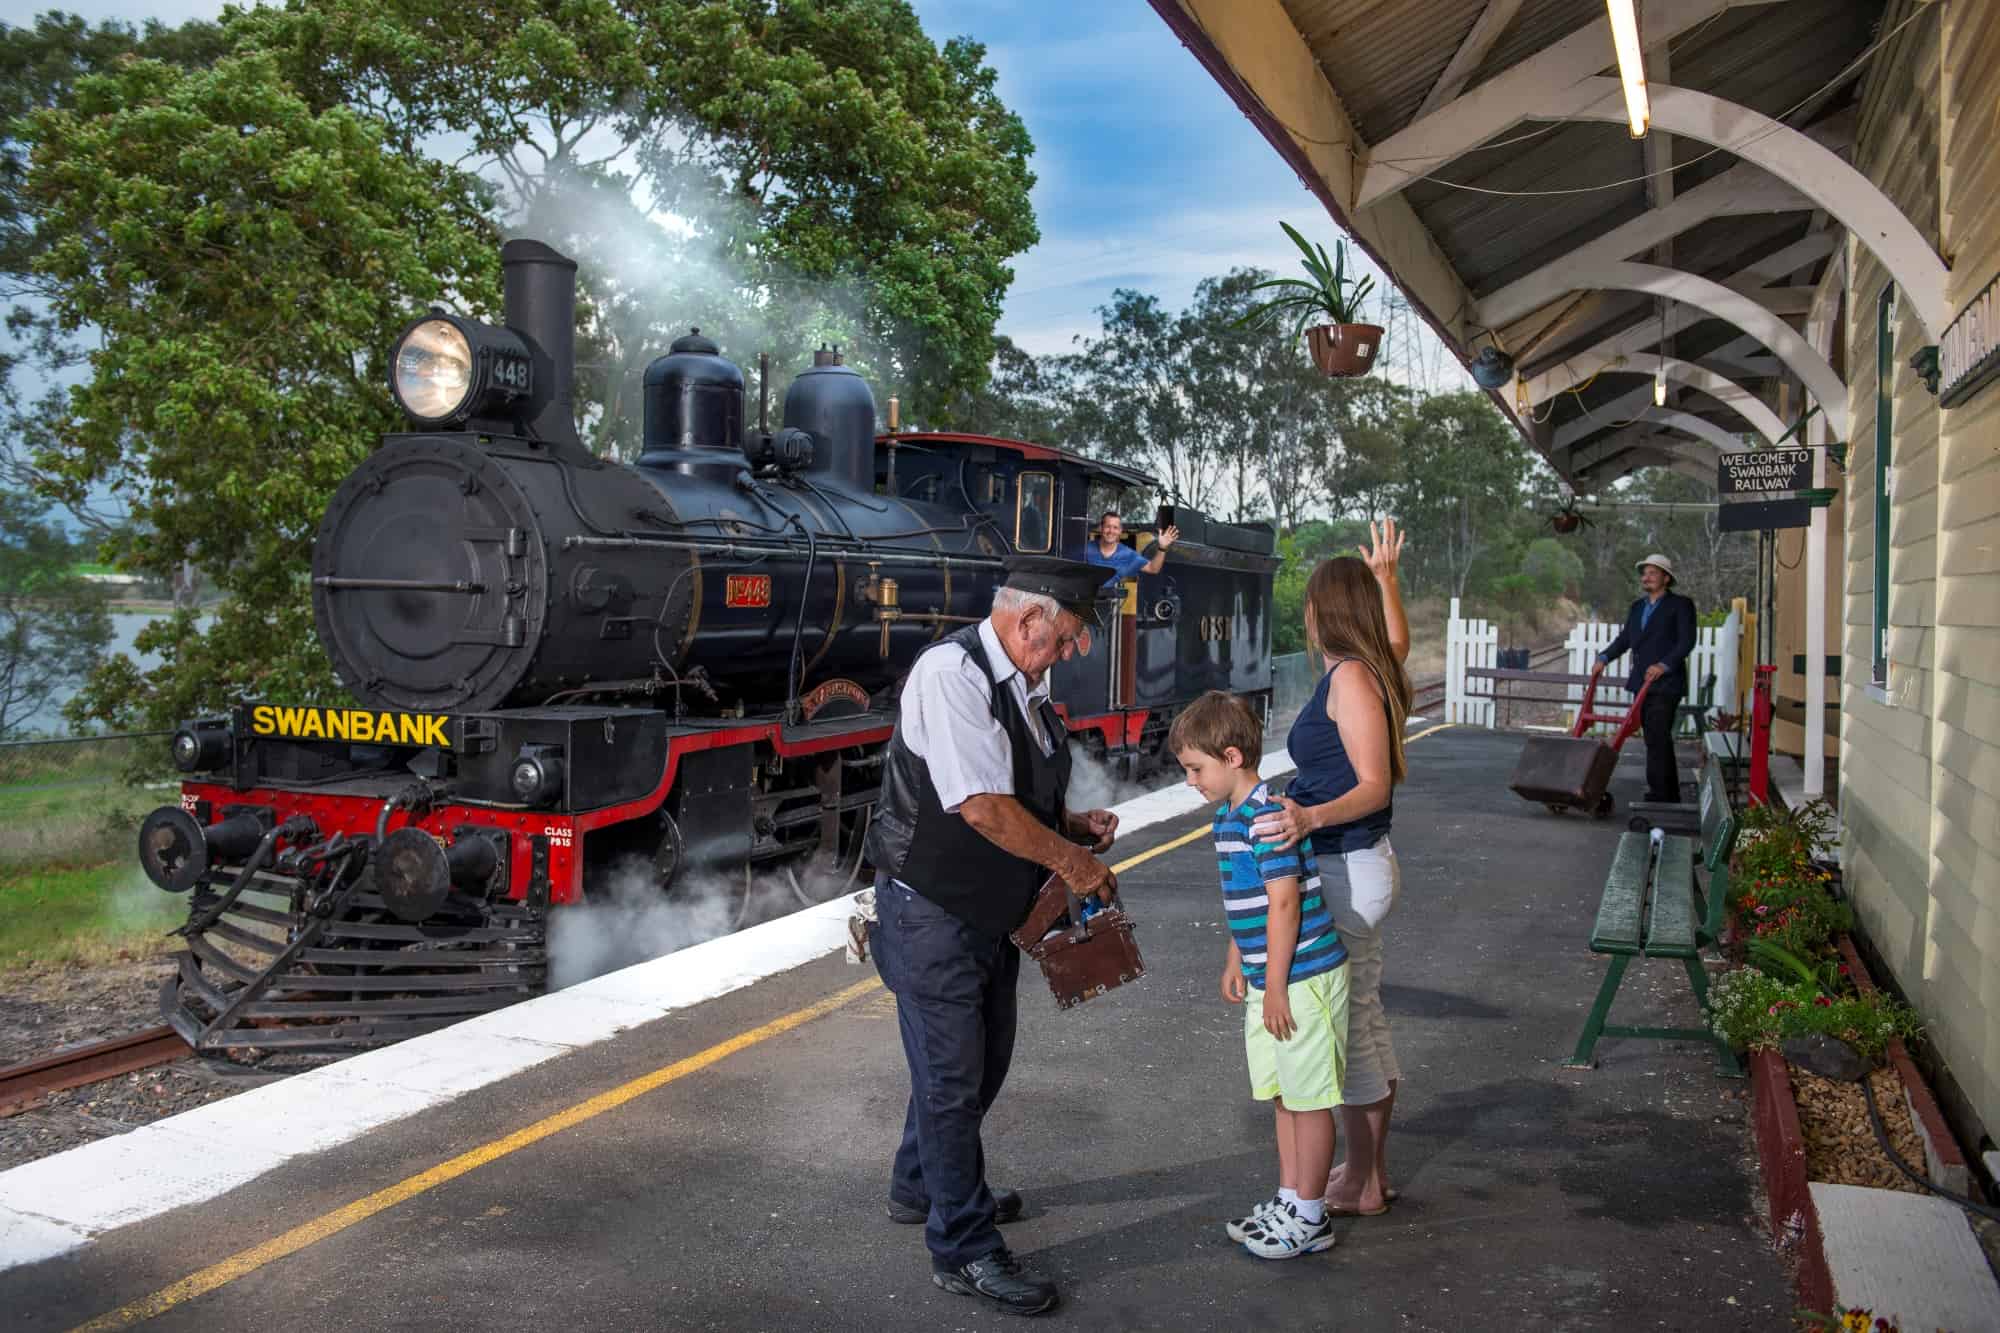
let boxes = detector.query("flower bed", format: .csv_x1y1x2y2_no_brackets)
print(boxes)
1706,799,1951,1318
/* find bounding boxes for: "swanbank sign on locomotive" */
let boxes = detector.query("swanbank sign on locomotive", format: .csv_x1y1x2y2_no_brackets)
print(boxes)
249,704,452,748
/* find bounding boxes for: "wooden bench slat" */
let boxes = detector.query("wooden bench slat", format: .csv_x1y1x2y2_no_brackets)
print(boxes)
1590,833,1650,954
1644,836,1698,957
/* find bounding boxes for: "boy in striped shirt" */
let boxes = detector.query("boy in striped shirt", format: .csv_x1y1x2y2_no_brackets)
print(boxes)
1169,690,1349,1260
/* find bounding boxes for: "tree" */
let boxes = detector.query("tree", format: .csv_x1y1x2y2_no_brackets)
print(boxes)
1387,391,1528,598
1,14,228,531
0,489,112,738
1062,288,1223,509
235,0,1039,449
947,335,1073,443
1520,537,1585,600
26,50,501,731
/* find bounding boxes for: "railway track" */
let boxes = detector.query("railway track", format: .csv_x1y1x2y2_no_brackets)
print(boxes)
0,1025,190,1116
1410,639,1567,715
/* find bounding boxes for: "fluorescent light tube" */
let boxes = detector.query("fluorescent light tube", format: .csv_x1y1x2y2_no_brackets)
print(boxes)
1606,0,1650,138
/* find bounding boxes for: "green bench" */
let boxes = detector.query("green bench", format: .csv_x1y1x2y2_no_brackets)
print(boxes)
1565,757,1743,1076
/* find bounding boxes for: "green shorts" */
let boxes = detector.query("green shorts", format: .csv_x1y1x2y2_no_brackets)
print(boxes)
1244,965,1350,1112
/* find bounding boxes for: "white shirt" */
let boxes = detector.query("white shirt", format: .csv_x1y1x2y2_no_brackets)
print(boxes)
898,617,1054,813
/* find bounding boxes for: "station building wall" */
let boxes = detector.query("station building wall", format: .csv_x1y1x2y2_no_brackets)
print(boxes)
1839,0,2000,1148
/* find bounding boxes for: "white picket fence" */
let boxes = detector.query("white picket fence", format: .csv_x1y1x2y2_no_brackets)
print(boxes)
1444,600,1742,732
1442,598,1497,726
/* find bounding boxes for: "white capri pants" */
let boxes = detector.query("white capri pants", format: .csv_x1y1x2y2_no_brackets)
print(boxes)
1326,838,1401,1107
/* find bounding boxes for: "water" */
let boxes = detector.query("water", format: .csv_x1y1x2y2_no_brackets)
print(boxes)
15,608,201,737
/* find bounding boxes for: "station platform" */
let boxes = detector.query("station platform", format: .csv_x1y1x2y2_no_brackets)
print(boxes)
4,727,1788,1331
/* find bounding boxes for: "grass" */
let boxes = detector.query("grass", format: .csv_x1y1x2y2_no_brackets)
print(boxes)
0,744,180,967
0,778,160,870
0,859,184,970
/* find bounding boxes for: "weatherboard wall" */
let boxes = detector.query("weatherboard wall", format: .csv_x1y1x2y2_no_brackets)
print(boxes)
1921,0,2000,1142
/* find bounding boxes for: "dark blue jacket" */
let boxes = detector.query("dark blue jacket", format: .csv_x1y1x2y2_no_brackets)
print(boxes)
1598,591,1697,694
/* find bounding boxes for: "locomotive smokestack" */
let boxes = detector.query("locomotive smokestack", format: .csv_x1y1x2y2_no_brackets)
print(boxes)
502,239,580,447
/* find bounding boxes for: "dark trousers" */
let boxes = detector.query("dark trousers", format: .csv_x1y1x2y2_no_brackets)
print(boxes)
1641,684,1686,803
871,875,1019,1269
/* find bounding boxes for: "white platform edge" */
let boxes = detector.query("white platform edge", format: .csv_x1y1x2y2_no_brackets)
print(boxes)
0,745,1297,1272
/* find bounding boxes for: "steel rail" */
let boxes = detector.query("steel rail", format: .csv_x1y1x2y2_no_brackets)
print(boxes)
0,1025,190,1116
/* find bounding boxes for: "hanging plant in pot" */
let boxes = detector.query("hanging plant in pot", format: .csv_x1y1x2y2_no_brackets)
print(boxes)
1237,222,1382,376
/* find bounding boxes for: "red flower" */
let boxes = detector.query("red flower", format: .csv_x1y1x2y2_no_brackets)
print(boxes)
1814,995,1834,1007
1839,964,1851,976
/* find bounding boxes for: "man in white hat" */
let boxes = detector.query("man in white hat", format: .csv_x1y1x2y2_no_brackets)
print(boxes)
1596,555,1697,803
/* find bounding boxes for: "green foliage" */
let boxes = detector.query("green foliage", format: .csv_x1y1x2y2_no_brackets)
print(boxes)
237,0,1038,439
1733,800,1849,957
1233,222,1376,340
1386,391,1527,599
0,489,113,738
26,48,501,729
1058,270,1395,524
1707,965,1922,1060
1520,537,1584,600
1,13,229,523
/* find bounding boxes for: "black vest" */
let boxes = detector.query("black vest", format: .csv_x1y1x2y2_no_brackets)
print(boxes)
865,625,1072,938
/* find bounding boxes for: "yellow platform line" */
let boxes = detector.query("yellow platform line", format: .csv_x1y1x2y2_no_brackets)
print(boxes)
72,721,1453,1328
70,978,880,1332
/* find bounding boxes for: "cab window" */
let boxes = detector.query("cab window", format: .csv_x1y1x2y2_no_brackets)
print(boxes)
1015,471,1053,553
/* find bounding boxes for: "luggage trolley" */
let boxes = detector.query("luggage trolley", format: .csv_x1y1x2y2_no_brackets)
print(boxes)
1508,663,1653,818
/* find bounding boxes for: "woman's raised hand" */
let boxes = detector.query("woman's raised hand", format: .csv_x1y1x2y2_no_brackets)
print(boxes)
1358,517,1406,585
1248,794,1310,852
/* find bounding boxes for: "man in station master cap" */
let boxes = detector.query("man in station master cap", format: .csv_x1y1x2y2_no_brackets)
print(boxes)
863,554,1121,1317
1596,553,1697,804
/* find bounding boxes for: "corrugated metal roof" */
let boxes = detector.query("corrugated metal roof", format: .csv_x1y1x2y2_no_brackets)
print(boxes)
1464,0,1604,93
1168,0,1889,481
1282,0,1497,145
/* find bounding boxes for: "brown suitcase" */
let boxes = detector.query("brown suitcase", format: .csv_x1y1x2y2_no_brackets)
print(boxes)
1508,734,1618,809
1010,874,1145,1009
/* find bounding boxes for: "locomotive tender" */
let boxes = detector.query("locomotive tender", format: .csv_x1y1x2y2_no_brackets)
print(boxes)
136,240,1277,1054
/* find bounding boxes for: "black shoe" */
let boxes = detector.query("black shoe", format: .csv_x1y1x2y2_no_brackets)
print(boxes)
887,1186,1023,1225
932,1248,1059,1316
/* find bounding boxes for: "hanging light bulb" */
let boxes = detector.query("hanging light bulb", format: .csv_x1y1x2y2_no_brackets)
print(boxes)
1654,362,1668,406
1606,0,1650,138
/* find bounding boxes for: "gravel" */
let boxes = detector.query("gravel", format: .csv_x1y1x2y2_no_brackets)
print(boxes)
0,957,276,1173
1790,1061,1930,1194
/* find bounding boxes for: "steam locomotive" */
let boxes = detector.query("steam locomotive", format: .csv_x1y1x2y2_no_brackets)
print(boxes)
135,240,1278,1054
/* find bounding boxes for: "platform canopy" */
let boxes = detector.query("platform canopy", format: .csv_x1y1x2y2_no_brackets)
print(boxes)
1147,0,1943,491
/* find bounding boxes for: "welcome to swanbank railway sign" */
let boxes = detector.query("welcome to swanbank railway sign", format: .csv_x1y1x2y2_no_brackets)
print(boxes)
1718,447,1814,532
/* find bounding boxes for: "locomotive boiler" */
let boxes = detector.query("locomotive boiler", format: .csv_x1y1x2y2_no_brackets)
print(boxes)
136,239,1277,1057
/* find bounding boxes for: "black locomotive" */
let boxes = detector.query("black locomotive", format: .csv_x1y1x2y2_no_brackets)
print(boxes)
135,240,1277,1054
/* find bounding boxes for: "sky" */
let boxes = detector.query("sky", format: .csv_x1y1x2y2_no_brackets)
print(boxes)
34,0,1462,374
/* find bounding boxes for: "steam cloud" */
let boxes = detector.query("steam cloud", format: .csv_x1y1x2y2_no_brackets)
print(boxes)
1065,739,1159,813
549,854,862,990
495,152,890,458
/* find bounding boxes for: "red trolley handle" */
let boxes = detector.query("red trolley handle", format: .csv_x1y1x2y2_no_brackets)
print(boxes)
1571,660,1653,746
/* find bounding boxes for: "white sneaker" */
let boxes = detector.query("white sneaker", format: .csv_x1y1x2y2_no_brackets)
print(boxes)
1241,1201,1336,1259
1224,1195,1282,1243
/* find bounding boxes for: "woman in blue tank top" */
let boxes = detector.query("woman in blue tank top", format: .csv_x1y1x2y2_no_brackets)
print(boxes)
1252,520,1413,1217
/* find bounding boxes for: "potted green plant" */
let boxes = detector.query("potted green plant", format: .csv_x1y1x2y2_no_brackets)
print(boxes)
1237,222,1383,376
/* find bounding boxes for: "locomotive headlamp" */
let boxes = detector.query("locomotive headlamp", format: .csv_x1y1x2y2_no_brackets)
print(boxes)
509,746,565,806
170,720,229,773
389,311,534,428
